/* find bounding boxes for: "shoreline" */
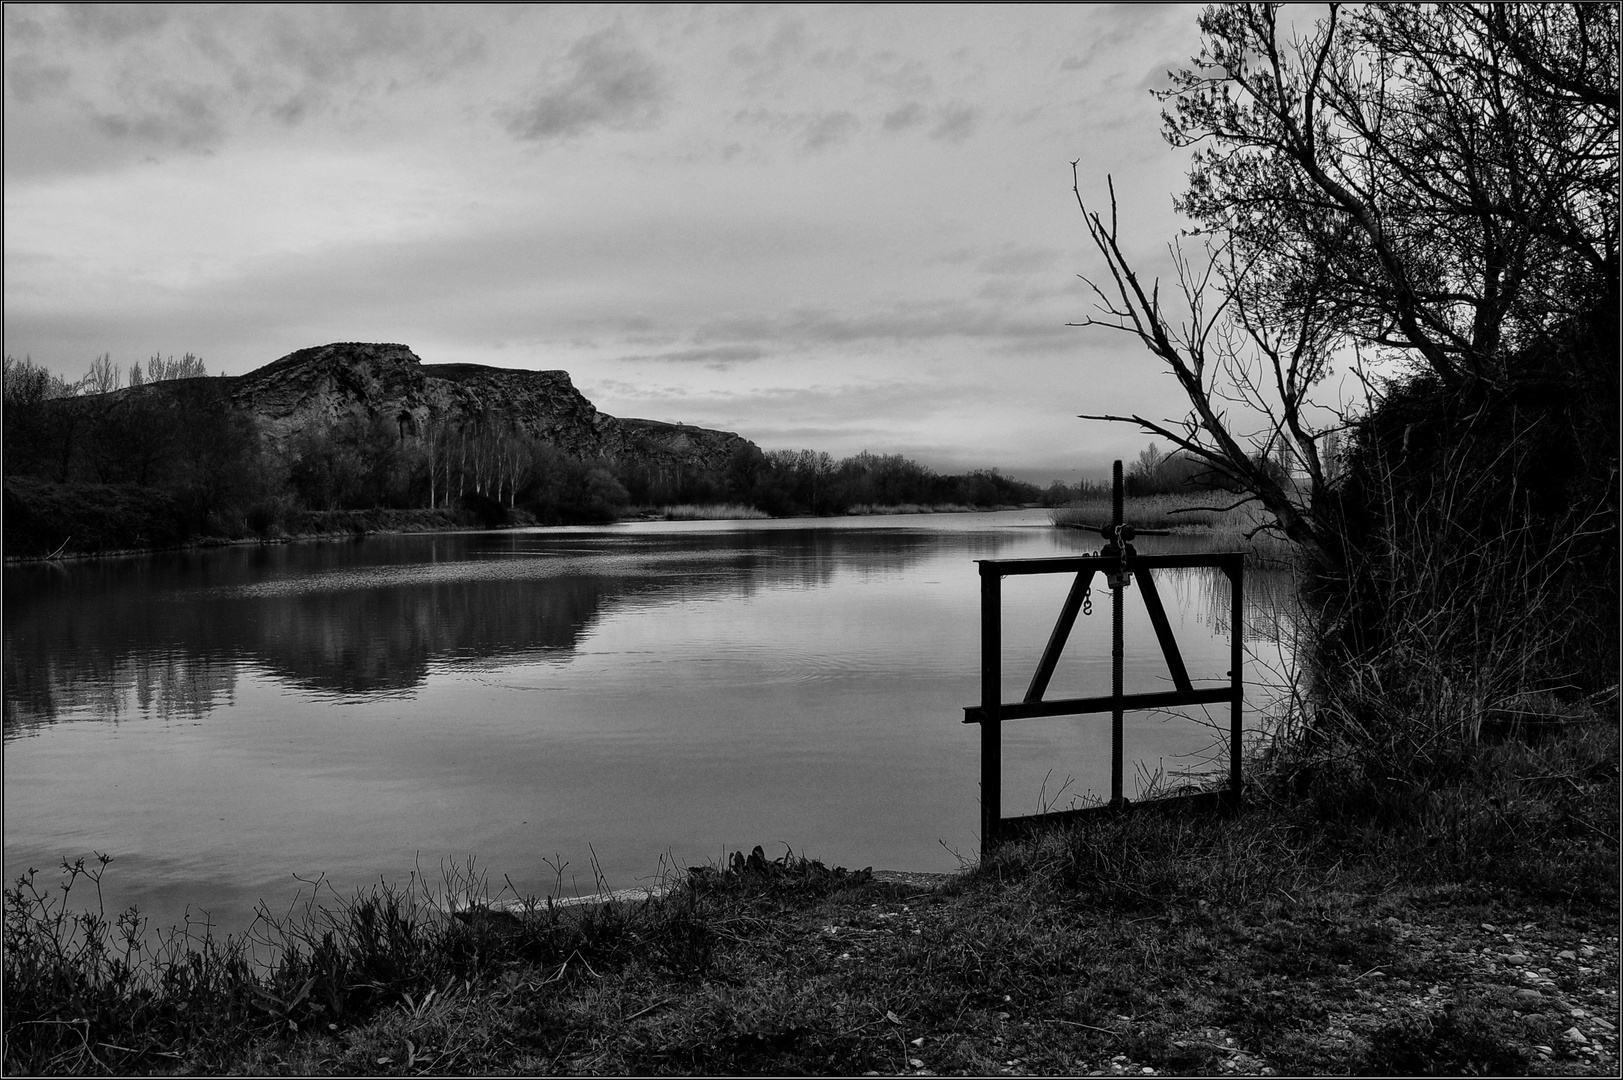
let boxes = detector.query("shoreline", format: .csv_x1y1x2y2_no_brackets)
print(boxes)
2,502,1050,565
8,726,1616,1075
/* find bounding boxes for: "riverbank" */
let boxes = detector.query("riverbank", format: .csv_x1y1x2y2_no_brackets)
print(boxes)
2,486,1053,564
6,721,1615,1076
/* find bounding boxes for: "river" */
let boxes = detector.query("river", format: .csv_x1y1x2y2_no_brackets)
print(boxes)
3,510,1296,936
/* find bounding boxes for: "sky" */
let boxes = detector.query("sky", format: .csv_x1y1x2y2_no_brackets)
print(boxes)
4,3,1219,483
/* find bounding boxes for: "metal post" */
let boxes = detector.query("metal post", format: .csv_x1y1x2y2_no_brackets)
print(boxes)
1228,557,1244,808
980,565,1002,856
1110,460,1124,808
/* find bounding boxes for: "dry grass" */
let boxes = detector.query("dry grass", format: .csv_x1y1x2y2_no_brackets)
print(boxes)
7,722,1615,1075
660,503,772,521
843,503,977,515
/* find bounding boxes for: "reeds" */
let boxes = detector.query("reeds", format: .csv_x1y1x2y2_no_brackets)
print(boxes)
1049,493,1230,532
1278,426,1618,816
660,503,772,520
842,502,976,515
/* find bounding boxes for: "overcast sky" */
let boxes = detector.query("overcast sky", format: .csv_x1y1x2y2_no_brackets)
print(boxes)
5,3,1217,482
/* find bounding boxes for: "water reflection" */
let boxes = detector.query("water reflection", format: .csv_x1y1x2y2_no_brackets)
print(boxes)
3,512,1297,939
4,525,966,729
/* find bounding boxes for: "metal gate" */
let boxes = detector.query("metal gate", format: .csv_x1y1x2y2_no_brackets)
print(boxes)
965,462,1245,856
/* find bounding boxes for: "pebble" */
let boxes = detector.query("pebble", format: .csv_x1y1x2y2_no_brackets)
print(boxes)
1513,989,1543,1004
1558,950,1578,960
1504,953,1530,965
1533,1044,1554,1055
1564,1027,1588,1044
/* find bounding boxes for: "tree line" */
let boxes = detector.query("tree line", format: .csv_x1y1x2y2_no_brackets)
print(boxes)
2,352,1044,555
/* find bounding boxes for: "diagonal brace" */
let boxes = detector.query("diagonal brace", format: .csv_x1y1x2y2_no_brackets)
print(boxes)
1133,567,1192,693
1023,569,1096,703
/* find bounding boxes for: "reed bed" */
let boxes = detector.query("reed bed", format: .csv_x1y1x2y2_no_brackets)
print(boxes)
659,503,772,521
842,502,977,515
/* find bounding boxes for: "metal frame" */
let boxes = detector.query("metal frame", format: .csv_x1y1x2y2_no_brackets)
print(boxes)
964,466,1245,856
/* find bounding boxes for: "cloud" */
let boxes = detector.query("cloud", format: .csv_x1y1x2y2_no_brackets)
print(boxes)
502,29,664,141
976,246,1062,275
89,82,224,149
613,345,768,366
5,56,71,104
880,101,977,142
930,102,978,142
732,108,861,153
1136,58,1195,93
677,302,1078,365
800,111,859,151
863,52,934,95
4,5,490,170
882,101,926,132
726,16,807,76
65,4,172,44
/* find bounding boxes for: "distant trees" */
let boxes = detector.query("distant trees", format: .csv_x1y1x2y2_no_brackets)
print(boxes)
129,352,208,386
714,448,1040,516
3,351,274,549
4,348,1042,554
3,356,76,479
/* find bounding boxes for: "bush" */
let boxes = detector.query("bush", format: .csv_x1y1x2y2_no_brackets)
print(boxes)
1293,363,1619,797
2,477,193,556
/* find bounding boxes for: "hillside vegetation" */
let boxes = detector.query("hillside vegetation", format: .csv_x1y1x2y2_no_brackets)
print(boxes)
2,346,1040,558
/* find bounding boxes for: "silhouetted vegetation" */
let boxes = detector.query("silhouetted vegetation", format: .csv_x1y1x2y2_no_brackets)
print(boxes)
1073,3,1618,803
718,447,1040,517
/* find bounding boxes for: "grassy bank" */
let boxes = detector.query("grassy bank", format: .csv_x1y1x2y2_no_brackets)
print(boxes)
7,720,1615,1076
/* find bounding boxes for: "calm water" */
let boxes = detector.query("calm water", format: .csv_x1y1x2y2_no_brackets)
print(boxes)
4,510,1294,935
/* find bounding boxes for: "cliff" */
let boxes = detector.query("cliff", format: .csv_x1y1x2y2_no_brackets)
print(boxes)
228,342,754,473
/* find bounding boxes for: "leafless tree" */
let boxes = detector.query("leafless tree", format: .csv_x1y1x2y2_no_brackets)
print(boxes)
1072,3,1618,560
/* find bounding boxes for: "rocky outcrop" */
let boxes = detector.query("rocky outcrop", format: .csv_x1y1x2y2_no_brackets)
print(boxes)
227,342,754,472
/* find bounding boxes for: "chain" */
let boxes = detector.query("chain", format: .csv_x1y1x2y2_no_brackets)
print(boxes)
1081,581,1092,617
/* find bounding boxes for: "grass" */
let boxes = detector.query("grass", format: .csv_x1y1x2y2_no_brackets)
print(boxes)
659,503,773,521
1049,493,1237,533
6,717,1616,1076
844,503,979,515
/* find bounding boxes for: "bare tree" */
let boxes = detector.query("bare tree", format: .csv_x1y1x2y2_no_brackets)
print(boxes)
82,354,121,396
1072,3,1618,560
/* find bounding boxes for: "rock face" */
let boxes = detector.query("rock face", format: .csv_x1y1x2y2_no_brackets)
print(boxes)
228,342,754,473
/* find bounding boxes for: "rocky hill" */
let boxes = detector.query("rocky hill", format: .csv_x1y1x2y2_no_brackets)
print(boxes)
227,342,754,473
